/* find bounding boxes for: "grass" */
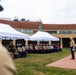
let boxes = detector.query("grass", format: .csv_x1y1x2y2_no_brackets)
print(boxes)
14,48,76,75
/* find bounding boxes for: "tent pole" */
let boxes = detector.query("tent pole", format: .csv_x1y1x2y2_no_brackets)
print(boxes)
25,40,28,46
0,39,2,44
37,41,40,45
49,41,51,45
13,40,16,46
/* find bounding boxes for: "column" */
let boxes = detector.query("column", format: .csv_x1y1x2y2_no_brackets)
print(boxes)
57,30,59,34
60,38,63,48
13,40,16,46
49,41,51,45
37,41,40,45
25,40,28,46
21,29,23,33
0,39,2,44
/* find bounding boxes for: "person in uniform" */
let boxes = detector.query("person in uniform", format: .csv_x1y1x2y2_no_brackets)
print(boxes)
0,42,16,75
70,37,75,59
0,2,16,75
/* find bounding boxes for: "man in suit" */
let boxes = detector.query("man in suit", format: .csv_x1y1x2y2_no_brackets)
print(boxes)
0,42,16,75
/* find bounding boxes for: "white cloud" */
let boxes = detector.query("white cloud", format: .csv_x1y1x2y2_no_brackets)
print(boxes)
0,0,76,24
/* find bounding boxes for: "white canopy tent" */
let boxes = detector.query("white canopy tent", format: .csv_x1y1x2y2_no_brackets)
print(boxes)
0,23,29,40
30,31,59,41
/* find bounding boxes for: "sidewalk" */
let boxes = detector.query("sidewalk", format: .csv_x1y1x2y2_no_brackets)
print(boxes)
47,54,76,69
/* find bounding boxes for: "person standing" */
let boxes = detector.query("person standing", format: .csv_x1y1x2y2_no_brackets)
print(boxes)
0,3,16,75
21,45,26,58
70,37,75,59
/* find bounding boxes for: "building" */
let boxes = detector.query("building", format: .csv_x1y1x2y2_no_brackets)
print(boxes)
0,19,76,48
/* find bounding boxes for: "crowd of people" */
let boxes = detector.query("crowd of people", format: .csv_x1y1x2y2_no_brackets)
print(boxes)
4,43,62,59
27,43,62,53
5,43,61,59
5,43,27,59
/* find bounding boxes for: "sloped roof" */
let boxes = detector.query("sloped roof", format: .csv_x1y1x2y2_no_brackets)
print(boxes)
0,23,29,39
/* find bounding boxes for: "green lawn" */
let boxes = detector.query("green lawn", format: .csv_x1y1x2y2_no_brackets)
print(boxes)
14,48,76,75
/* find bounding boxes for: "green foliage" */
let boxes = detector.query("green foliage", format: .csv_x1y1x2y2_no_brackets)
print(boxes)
14,48,76,75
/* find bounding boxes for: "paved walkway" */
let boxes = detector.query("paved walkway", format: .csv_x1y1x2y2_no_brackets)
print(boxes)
47,54,76,69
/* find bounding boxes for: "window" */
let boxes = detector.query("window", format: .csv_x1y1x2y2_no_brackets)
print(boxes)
15,29,21,32
59,30,76,34
72,30,76,34
29,30,33,33
59,30,69,34
23,30,27,33
38,25,42,31
47,31,57,34
23,30,33,34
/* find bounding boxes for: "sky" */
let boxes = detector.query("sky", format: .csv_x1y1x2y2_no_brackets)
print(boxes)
0,0,76,24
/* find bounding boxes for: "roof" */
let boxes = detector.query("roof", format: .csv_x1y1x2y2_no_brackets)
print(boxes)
42,24,76,30
0,23,29,39
0,19,42,29
0,19,76,31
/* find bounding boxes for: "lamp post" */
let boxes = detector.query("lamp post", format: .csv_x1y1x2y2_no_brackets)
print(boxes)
0,0,4,12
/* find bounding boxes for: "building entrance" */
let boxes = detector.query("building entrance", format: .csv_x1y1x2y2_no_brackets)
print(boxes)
63,38,70,48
